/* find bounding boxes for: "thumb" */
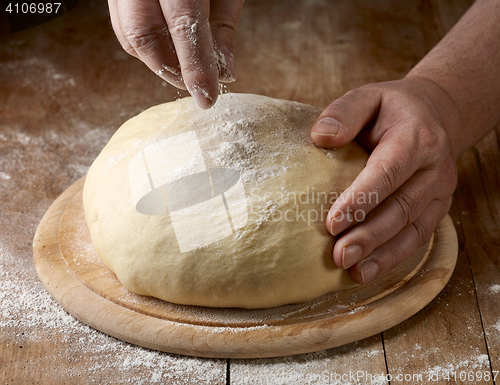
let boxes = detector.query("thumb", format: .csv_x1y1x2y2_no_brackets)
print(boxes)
210,0,245,83
311,86,381,148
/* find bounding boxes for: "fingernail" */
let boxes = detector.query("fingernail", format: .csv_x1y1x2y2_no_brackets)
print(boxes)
360,260,379,283
155,65,184,88
190,87,216,109
329,211,343,235
311,117,341,137
342,244,362,269
218,47,236,83
329,209,354,236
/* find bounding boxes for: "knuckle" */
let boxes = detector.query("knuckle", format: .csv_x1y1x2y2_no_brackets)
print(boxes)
335,88,367,113
364,225,389,254
435,197,452,213
356,82,377,92
122,25,165,52
329,98,356,123
343,87,365,100
349,218,393,258
418,125,457,168
211,22,236,48
410,219,433,246
330,87,366,119
211,20,237,36
168,14,200,37
391,192,417,226
417,124,439,150
120,41,137,57
383,242,404,270
377,159,405,192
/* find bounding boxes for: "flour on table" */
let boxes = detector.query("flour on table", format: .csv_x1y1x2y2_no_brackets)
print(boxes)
231,339,386,385
0,246,224,384
424,354,490,380
493,320,500,334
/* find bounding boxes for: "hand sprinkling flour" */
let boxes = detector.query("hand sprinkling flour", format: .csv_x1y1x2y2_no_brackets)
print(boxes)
108,0,243,109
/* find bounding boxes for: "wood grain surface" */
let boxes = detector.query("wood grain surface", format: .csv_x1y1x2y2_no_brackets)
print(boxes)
2,0,499,383
33,178,457,358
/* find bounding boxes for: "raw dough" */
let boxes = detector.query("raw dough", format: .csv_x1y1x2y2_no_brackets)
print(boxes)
83,93,368,308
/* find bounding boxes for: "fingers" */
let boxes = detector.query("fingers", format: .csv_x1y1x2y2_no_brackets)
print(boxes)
110,0,241,109
347,197,452,284
332,167,453,269
210,0,244,83
311,86,381,148
327,131,422,236
317,79,459,284
160,0,219,109
112,0,186,89
332,152,457,283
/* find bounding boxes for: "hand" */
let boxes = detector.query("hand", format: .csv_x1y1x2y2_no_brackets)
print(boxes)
108,0,244,109
311,76,462,284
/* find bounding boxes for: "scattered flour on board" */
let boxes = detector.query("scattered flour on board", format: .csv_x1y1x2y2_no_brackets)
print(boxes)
424,354,490,380
0,248,224,384
494,320,500,334
230,342,387,385
0,171,11,180
489,284,500,294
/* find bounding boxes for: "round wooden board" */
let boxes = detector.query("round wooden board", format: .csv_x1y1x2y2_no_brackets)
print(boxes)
33,177,458,358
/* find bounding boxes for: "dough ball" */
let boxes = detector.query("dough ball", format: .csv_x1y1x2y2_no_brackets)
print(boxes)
83,93,368,308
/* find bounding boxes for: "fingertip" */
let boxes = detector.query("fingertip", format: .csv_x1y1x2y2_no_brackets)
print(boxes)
312,86,381,148
190,86,218,109
155,64,187,90
183,49,220,109
359,260,380,283
349,259,380,284
311,117,356,149
163,5,219,109
311,117,341,148
347,264,365,284
325,210,337,236
184,63,220,108
330,239,341,269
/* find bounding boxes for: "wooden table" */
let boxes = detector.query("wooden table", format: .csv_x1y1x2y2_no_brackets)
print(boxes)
1,0,499,383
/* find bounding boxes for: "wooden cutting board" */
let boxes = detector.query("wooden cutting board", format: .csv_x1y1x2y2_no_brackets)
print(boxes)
33,177,458,358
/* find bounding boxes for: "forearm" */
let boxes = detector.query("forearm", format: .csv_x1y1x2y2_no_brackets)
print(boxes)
408,0,500,155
